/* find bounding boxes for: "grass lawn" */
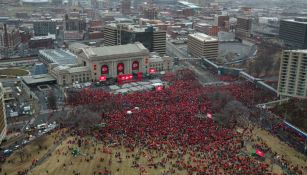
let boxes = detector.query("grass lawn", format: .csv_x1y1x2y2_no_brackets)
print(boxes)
1,130,65,174
2,127,306,175
0,68,29,76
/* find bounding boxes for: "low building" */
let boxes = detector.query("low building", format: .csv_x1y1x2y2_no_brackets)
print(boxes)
149,53,173,72
194,23,220,36
49,65,91,85
29,35,55,49
3,87,14,101
22,74,57,86
187,33,219,59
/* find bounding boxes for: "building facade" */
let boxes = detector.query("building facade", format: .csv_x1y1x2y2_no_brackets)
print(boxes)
214,15,230,31
278,50,307,98
235,17,252,39
194,23,220,36
149,54,174,72
78,43,149,81
187,33,219,59
33,20,56,36
121,0,131,15
104,24,166,55
0,83,7,144
279,18,307,49
49,65,91,85
0,24,21,49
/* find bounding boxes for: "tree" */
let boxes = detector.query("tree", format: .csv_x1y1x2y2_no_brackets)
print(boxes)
63,107,101,130
220,100,250,128
47,90,57,111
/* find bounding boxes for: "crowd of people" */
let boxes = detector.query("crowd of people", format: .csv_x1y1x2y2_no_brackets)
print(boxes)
64,70,281,174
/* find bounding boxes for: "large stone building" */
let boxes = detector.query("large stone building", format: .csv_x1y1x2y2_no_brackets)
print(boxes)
279,18,307,49
187,33,219,59
49,65,91,85
278,50,307,98
104,24,166,56
78,43,150,81
0,83,7,144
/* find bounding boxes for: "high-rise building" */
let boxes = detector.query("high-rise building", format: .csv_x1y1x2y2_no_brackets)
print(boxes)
278,50,307,98
143,7,158,20
279,18,307,49
64,13,86,32
121,0,131,15
0,83,7,144
104,24,166,55
214,15,230,31
33,20,57,36
235,17,252,39
187,33,219,59
0,24,21,48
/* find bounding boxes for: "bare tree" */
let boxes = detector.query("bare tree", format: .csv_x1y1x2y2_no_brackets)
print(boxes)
220,100,250,128
64,107,101,130
47,90,57,111
16,149,26,163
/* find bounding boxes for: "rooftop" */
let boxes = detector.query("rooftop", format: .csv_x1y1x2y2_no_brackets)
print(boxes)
188,33,218,42
39,49,78,65
22,74,56,85
284,49,307,54
22,0,48,3
177,1,201,9
82,43,149,60
282,17,307,24
30,34,56,41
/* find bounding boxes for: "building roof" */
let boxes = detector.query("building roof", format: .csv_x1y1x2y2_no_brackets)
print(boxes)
284,49,307,54
82,43,149,61
22,74,56,85
68,42,90,53
177,1,201,9
282,18,307,24
52,65,90,74
39,49,78,65
22,0,48,3
68,66,90,73
188,33,218,42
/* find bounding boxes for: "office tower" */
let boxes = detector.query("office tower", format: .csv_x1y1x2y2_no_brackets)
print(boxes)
278,50,307,98
279,17,307,49
187,33,219,59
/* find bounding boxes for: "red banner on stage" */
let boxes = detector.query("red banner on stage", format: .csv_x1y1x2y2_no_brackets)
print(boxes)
99,76,107,81
149,68,156,74
101,65,109,74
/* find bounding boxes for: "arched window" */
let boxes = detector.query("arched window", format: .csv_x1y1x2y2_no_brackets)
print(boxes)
117,63,124,75
101,65,109,75
132,61,139,71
